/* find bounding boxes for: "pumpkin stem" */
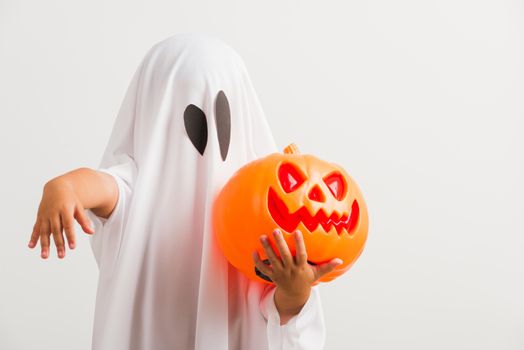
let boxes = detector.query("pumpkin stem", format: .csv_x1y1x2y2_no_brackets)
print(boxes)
283,143,300,155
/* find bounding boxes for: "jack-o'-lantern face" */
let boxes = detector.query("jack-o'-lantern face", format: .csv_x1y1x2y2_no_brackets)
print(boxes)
268,159,360,238
213,144,368,284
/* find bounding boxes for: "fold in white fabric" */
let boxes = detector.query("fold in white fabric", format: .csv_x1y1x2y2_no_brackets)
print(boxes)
86,32,325,350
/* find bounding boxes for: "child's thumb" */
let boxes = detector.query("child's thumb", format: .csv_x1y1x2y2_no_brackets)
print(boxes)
314,258,343,279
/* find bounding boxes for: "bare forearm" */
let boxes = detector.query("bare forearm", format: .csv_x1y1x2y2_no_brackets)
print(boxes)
274,286,311,325
47,167,118,219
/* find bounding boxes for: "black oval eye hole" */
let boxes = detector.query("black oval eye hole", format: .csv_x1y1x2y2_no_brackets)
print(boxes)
184,104,208,155
215,90,231,161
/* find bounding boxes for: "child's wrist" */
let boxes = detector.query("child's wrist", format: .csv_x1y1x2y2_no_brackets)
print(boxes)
274,285,311,316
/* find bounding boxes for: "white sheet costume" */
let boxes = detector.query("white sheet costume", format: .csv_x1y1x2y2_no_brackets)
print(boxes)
86,32,325,350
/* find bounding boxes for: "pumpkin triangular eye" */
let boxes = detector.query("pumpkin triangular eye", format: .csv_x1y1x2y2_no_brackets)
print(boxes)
278,163,306,193
323,171,347,200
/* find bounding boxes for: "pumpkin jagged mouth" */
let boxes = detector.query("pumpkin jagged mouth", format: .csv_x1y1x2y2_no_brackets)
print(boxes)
267,187,359,235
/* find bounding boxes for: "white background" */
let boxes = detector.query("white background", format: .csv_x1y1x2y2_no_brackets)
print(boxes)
1,0,523,349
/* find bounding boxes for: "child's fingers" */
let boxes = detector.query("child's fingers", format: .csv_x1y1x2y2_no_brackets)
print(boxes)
39,220,50,259
259,235,283,270
50,216,65,259
271,229,293,267
74,203,94,234
293,230,308,266
253,251,273,277
61,211,76,250
28,220,41,248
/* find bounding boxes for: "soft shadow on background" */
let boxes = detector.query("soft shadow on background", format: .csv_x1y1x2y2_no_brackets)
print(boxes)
1,1,523,349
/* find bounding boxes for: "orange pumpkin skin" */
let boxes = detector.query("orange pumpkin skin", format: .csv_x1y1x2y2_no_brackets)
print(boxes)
213,144,368,284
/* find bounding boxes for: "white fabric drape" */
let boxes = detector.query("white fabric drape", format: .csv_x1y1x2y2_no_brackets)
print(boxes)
86,32,325,350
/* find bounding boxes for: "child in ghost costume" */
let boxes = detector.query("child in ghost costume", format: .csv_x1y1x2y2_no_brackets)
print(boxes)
83,33,328,349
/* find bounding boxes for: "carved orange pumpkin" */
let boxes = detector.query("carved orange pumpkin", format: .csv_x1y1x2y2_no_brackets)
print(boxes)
213,143,368,284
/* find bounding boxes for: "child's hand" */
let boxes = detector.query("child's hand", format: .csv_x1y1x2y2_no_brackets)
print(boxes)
28,177,94,259
253,228,342,324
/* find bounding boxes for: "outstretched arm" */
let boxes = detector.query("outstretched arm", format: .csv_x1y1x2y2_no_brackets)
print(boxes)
28,167,118,259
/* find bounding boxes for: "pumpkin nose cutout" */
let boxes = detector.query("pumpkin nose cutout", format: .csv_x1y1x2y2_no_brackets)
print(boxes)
308,185,325,202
